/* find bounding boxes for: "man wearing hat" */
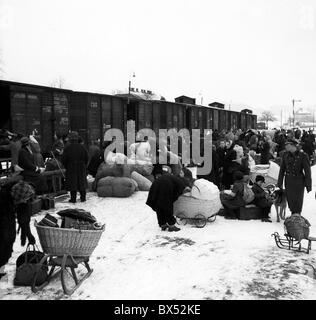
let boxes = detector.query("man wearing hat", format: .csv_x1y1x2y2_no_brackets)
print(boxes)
277,138,311,215
61,131,88,203
18,137,47,194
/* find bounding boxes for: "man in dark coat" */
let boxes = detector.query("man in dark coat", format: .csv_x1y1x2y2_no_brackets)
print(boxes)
87,140,103,177
61,132,88,203
146,169,192,232
222,140,237,189
277,139,312,214
18,137,47,194
0,178,18,278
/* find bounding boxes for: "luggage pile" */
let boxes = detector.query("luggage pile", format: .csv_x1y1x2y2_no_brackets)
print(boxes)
93,162,153,197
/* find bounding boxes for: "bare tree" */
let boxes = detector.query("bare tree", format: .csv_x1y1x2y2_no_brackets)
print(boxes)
49,76,66,88
259,110,277,128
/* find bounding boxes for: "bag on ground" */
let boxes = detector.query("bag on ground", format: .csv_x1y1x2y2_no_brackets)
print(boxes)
131,171,152,191
243,183,255,204
284,214,311,241
14,244,48,286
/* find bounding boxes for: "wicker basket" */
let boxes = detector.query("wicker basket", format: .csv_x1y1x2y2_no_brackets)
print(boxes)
174,195,222,219
35,222,105,257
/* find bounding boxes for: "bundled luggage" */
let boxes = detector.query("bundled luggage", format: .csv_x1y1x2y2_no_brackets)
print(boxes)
284,214,311,241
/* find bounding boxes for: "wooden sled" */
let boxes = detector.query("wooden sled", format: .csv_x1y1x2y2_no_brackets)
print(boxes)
32,254,93,295
271,232,316,254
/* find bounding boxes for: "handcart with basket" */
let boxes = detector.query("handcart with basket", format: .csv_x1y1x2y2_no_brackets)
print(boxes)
31,219,104,295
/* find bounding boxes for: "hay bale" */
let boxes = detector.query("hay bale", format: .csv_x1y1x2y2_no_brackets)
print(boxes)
131,171,152,191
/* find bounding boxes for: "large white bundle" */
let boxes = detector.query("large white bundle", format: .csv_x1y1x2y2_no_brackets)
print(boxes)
248,154,256,171
267,161,280,181
126,158,152,166
190,179,220,201
129,142,151,162
105,152,127,164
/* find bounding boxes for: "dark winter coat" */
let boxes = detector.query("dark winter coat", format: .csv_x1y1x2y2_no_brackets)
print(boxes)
222,145,237,188
87,145,103,177
277,150,312,213
61,142,88,192
0,180,17,268
197,149,220,187
216,147,226,168
220,180,245,209
252,183,272,208
146,173,187,213
260,142,274,165
18,146,47,194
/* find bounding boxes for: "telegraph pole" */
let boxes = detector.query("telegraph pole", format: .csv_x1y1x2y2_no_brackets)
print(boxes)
292,99,301,127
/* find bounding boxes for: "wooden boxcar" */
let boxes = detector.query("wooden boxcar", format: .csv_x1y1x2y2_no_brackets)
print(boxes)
0,80,257,153
0,80,70,154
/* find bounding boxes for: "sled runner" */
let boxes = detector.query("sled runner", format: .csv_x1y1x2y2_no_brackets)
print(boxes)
271,232,316,254
31,221,104,295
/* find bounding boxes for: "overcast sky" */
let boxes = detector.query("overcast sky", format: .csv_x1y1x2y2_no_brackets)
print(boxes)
0,0,316,117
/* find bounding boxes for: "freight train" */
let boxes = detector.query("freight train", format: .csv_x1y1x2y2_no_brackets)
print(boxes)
0,80,257,154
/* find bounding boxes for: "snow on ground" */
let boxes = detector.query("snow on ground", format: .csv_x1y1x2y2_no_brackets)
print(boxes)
2,169,316,300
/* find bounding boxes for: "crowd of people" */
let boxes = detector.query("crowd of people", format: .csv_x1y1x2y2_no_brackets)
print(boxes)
0,126,315,276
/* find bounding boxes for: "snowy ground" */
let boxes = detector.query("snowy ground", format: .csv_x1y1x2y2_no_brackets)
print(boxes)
1,171,316,300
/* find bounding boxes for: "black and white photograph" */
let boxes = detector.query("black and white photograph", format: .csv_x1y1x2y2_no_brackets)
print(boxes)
1,0,316,305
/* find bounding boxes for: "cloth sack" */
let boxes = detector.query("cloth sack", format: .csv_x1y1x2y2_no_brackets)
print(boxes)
14,244,48,286
284,214,311,241
243,183,255,204
131,171,152,191
97,177,136,197
127,163,153,176
93,162,131,191
267,161,280,181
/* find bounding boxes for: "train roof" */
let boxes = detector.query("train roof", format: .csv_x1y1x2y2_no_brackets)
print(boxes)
0,79,256,115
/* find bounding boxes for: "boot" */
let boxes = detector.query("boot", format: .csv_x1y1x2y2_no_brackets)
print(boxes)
80,191,86,202
161,223,168,231
167,224,180,232
69,191,76,203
